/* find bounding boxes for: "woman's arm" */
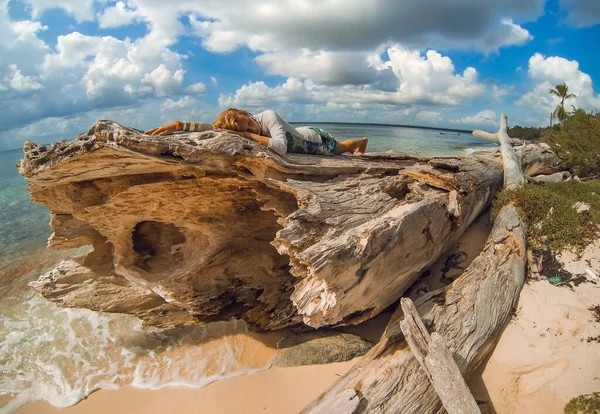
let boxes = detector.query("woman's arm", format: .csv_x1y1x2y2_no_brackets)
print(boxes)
243,131,269,147
221,130,270,147
145,121,212,136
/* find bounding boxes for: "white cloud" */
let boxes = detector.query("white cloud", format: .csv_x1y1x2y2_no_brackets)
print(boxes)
478,18,533,53
255,49,395,88
141,65,185,97
23,0,96,22
388,48,485,104
186,82,206,94
41,31,186,100
8,65,44,90
210,76,218,87
220,46,484,109
491,84,514,101
187,0,543,54
0,4,49,75
161,95,196,110
416,111,443,123
454,110,499,126
517,53,600,121
560,0,600,27
98,2,140,29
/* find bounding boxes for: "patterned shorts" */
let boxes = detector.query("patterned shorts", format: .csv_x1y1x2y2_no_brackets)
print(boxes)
286,127,338,156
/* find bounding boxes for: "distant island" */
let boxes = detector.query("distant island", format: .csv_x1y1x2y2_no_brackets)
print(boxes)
289,121,473,134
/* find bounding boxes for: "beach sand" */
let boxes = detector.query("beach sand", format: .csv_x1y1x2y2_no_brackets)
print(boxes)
470,240,600,414
14,218,600,414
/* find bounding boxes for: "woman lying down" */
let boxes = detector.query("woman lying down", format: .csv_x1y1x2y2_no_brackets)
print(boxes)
145,108,368,157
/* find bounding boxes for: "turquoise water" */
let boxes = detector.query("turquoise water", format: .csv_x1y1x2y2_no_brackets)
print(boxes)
295,123,498,156
0,124,498,412
0,149,53,274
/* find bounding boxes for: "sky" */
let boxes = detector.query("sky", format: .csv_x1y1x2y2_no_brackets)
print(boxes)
0,0,599,150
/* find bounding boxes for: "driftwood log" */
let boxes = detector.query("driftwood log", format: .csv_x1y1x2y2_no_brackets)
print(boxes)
302,113,528,413
19,120,548,331
399,298,480,414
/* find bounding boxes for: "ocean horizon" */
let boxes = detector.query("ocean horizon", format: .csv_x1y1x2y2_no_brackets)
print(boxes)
1,121,487,153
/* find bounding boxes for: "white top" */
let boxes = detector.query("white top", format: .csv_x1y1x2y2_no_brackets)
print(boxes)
253,110,321,156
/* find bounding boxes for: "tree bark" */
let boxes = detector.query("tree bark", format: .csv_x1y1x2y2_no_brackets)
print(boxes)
19,120,536,330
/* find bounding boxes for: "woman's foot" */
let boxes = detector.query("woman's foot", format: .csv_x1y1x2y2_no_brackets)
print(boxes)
352,138,368,156
337,137,368,155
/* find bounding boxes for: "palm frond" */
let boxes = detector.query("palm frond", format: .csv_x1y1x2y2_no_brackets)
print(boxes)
552,105,567,121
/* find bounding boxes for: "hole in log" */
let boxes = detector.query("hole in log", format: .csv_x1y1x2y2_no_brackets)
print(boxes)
159,150,184,160
132,221,186,272
237,166,254,177
384,181,409,201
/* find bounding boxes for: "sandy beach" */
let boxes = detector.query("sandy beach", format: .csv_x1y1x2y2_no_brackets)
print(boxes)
472,240,600,413
18,361,357,414
11,218,600,414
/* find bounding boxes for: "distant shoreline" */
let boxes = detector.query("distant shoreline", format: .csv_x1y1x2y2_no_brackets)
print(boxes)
289,121,473,134
0,122,476,153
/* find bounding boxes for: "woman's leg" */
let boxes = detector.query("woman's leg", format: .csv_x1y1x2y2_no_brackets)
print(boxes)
335,137,368,155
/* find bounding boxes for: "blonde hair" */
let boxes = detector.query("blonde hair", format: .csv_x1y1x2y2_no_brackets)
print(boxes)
213,108,252,131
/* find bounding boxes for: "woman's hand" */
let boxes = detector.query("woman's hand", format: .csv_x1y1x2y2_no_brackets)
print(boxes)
145,122,178,136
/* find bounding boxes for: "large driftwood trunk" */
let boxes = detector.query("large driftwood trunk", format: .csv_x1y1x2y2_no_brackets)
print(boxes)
304,113,528,413
302,204,526,413
19,120,543,330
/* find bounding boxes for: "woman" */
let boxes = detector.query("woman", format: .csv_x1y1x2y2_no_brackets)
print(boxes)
145,108,368,157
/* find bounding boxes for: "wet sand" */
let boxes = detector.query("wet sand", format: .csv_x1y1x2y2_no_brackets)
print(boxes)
18,360,357,414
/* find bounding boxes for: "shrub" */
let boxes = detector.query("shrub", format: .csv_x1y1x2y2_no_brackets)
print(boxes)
564,392,600,414
508,125,543,141
492,180,600,252
544,109,600,178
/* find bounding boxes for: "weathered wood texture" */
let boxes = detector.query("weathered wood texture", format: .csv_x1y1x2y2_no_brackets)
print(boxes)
303,113,527,413
399,298,480,414
518,142,564,176
302,203,526,413
20,120,538,330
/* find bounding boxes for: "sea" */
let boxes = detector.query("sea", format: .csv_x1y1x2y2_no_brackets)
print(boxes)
0,124,498,412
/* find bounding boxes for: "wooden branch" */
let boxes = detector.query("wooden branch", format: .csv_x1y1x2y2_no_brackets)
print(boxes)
447,190,461,218
473,113,524,190
525,171,571,184
400,298,480,414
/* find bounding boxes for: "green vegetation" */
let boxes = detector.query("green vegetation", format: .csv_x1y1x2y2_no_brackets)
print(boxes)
550,82,577,123
492,180,600,252
508,125,544,141
544,109,600,177
564,392,600,414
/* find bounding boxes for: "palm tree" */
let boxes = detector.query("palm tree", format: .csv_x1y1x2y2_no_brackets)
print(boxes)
550,82,576,123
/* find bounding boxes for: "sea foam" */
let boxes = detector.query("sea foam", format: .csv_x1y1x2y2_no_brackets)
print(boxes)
0,290,275,413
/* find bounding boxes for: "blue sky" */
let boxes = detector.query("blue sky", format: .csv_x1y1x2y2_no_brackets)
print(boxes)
0,0,599,150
